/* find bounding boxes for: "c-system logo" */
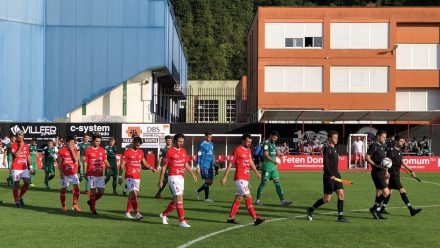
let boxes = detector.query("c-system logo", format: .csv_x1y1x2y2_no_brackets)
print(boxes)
70,125,110,136
11,125,57,136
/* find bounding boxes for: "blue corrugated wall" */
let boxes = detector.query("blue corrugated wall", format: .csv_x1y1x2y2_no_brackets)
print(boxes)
0,0,187,121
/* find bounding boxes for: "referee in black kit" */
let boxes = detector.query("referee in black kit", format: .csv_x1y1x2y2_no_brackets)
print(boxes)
307,130,350,223
365,130,390,220
380,135,422,216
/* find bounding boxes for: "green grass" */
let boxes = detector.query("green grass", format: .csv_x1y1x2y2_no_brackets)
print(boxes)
0,170,439,248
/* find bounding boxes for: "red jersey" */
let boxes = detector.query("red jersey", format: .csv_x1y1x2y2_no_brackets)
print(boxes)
84,146,107,177
232,145,252,181
165,147,190,177
123,148,144,179
11,143,30,170
58,147,79,176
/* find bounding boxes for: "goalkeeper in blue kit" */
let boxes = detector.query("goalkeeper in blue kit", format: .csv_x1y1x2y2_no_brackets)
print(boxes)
195,132,216,202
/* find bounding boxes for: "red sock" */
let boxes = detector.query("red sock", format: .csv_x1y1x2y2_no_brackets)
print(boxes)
229,200,241,219
13,188,19,202
130,195,139,213
245,198,257,219
89,194,96,212
126,199,132,213
19,184,28,198
73,188,80,205
95,192,103,201
176,202,185,222
60,190,66,207
162,201,176,216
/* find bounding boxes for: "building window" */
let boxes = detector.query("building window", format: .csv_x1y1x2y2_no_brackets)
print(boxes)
265,66,323,93
330,67,388,93
396,44,439,70
195,100,218,123
266,23,323,49
226,100,236,123
330,23,389,49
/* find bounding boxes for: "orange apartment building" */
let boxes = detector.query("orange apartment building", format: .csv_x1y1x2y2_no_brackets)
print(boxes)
240,7,440,123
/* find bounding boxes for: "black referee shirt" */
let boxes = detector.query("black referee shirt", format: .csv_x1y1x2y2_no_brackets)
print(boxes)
323,145,339,177
367,142,386,173
387,147,403,175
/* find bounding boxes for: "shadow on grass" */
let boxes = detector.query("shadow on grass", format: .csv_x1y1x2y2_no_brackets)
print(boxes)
0,202,161,225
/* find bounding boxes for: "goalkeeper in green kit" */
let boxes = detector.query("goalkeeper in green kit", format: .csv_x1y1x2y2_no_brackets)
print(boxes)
255,130,292,207
43,140,57,189
29,138,38,187
105,137,119,195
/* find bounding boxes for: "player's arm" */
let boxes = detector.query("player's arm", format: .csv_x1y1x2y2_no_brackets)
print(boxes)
220,160,233,185
196,144,202,174
14,140,24,158
141,158,156,173
2,148,7,165
185,161,197,182
57,155,65,178
401,160,416,178
27,153,34,173
158,152,169,188
249,158,261,179
69,147,78,164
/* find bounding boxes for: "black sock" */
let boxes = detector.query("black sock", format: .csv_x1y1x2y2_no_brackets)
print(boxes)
312,198,325,210
197,184,205,193
337,200,344,217
375,195,384,212
400,192,413,210
204,184,210,199
381,195,391,210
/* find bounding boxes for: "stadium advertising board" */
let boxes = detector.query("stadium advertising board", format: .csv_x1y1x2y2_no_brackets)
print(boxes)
121,124,170,149
403,156,440,172
8,123,58,141
277,155,348,171
67,123,112,141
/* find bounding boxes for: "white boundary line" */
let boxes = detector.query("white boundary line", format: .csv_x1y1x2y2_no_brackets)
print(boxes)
401,177,440,186
177,204,440,248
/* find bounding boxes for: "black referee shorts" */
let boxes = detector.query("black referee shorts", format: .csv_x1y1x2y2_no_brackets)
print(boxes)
388,171,403,190
371,170,388,190
323,173,343,194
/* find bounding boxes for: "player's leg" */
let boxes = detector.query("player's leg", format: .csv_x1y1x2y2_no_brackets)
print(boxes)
255,170,270,205
336,189,350,223
244,193,264,225
227,194,242,224
202,168,214,201
44,163,50,189
399,187,422,216
19,173,30,206
111,166,118,195
155,174,168,199
370,172,388,219
380,189,392,214
12,171,21,207
196,167,208,200
272,170,292,207
308,176,335,221
104,167,111,185
87,177,98,214
48,164,56,182
29,158,37,186
71,181,82,211
60,177,68,211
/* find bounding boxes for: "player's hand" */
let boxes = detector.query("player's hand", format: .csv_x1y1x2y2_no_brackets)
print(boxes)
29,168,34,174
330,176,336,181
410,171,416,178
158,180,163,189
151,168,158,174
118,178,123,185
192,174,198,182
256,172,262,179
220,177,226,186
196,167,200,175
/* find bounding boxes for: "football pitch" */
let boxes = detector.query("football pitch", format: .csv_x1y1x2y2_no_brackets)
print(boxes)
0,170,439,248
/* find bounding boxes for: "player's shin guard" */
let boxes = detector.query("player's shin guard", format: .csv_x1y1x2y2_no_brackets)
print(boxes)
337,200,344,216
256,181,266,200
245,198,257,219
162,201,176,216
312,198,325,210
274,181,285,201
60,189,66,206
19,184,28,198
176,202,185,222
229,200,241,219
130,195,139,213
400,192,413,210
381,195,391,211
13,187,19,202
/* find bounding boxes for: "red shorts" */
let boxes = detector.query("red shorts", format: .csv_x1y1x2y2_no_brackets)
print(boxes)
355,152,364,159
